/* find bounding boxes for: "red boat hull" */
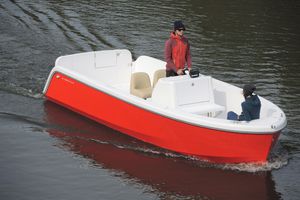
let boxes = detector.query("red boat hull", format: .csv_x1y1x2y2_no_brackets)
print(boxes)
44,72,280,163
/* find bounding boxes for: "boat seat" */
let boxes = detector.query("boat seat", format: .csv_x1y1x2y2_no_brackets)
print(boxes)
130,72,153,99
152,69,166,88
180,103,225,117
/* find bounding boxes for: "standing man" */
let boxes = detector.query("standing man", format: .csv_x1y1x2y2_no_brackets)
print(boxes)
164,20,192,77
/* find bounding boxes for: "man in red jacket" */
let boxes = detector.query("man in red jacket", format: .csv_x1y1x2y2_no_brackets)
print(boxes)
164,20,192,77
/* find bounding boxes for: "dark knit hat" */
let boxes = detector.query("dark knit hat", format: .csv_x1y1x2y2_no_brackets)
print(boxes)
174,20,185,31
243,84,256,97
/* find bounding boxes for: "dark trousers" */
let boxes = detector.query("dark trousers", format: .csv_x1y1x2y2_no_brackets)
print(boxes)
227,111,239,120
166,70,178,77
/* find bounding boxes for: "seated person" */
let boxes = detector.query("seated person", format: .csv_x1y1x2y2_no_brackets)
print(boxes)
227,84,261,121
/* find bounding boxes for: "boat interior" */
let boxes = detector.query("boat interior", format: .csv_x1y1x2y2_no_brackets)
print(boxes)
130,55,242,119
50,49,285,128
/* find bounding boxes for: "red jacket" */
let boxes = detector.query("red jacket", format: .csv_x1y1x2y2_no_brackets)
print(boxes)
164,32,192,72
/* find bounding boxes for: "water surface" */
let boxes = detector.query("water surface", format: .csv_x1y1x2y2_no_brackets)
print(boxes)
0,0,300,199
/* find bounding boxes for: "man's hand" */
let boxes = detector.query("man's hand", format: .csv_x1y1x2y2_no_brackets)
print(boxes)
177,69,184,75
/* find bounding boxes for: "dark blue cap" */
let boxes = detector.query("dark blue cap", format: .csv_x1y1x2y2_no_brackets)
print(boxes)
174,20,185,31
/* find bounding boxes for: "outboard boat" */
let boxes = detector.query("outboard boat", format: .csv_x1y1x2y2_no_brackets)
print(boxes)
43,49,287,163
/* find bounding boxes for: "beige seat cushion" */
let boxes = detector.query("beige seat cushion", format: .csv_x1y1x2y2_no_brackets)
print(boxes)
130,72,152,99
153,69,166,88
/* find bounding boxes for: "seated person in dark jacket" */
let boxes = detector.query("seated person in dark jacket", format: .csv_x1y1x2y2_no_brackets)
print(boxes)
227,84,261,121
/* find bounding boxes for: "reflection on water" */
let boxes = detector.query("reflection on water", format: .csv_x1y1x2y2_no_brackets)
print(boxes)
44,101,281,200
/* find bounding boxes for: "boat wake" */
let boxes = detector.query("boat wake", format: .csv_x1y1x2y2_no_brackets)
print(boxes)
88,136,289,173
221,154,288,173
0,82,43,99
0,111,46,127
199,143,289,173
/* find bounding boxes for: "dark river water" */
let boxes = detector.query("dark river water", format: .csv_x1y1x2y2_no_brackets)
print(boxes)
0,0,300,199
